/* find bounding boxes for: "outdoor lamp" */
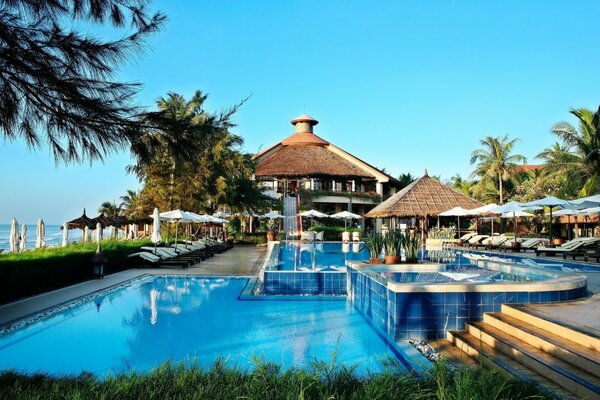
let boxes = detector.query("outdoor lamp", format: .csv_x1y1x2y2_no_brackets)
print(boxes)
91,243,108,279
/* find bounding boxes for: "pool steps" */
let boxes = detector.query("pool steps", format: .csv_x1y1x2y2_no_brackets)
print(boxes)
447,304,600,399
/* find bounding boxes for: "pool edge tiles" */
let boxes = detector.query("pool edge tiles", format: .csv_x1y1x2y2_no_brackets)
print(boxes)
346,261,588,340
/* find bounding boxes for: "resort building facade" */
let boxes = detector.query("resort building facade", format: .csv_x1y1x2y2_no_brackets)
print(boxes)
253,114,399,215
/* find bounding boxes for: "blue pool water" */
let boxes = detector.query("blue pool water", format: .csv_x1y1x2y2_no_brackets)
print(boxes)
275,242,369,271
450,250,600,273
0,276,414,376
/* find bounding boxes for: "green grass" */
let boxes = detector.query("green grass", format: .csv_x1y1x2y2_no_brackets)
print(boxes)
0,359,549,400
0,240,151,304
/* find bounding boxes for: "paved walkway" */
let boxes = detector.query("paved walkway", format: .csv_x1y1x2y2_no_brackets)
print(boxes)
0,245,266,328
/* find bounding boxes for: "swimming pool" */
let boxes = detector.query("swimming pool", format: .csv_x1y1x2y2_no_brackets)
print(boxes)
0,276,421,376
269,242,369,271
441,249,600,273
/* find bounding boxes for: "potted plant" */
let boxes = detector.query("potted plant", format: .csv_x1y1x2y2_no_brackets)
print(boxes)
402,231,422,263
266,219,277,242
365,232,384,264
383,231,401,264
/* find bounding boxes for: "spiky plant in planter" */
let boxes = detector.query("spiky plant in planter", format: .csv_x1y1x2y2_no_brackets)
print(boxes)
402,231,422,263
365,232,384,264
383,231,401,264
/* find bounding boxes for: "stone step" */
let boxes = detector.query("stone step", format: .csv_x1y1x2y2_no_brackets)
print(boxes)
502,304,600,352
484,312,600,379
466,321,600,399
447,330,578,399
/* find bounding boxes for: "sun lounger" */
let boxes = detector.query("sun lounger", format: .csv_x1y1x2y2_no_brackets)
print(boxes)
485,235,511,250
142,246,203,264
561,239,600,261
535,237,600,257
458,232,477,241
128,251,190,268
463,235,489,248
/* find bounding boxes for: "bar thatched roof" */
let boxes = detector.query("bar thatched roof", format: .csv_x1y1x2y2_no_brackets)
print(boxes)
66,209,95,229
365,172,482,218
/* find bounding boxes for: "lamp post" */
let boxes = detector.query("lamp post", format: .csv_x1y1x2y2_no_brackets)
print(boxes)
91,242,108,279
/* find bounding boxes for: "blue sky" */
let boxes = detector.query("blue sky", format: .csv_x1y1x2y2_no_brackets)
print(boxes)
1,0,599,224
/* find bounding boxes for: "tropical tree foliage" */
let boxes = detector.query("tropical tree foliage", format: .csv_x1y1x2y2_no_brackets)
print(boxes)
470,135,526,204
129,90,274,216
397,173,415,190
536,106,600,197
447,174,473,196
0,0,165,163
98,201,121,217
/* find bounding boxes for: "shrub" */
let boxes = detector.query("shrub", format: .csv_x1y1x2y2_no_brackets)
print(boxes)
232,232,267,245
308,225,362,241
0,240,152,304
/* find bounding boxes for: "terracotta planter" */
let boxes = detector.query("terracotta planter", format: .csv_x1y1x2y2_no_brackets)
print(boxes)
266,230,276,242
369,258,382,264
384,255,401,264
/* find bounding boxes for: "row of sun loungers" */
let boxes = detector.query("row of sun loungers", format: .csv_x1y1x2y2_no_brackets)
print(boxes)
128,239,233,268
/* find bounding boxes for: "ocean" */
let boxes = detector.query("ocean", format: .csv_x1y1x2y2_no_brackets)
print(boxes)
0,224,84,252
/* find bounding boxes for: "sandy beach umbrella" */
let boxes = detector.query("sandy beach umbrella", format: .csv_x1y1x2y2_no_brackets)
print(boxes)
95,222,102,243
9,218,18,253
62,222,69,247
520,196,572,241
35,219,45,249
331,211,362,230
19,224,27,252
151,208,162,250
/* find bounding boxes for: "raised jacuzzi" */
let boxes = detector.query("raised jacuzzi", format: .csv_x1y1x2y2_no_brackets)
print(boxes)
346,258,588,340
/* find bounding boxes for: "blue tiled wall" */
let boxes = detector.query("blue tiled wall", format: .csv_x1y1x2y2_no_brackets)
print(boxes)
347,267,587,340
264,271,347,295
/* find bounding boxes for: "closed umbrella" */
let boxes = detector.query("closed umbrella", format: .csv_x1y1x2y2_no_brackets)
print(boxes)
95,222,102,243
82,226,89,242
62,222,69,247
331,211,362,230
520,196,573,241
151,207,162,252
19,224,27,252
9,218,18,253
35,219,45,249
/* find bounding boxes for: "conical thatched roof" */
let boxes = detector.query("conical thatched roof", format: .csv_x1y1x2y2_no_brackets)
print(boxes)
365,172,482,218
66,209,95,230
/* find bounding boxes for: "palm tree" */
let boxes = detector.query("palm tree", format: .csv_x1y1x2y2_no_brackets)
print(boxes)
447,174,472,196
537,106,600,196
470,135,526,204
397,173,415,190
98,201,121,217
1,0,164,163
120,190,138,211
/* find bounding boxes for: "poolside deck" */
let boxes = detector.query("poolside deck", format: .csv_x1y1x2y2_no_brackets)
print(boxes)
0,245,266,328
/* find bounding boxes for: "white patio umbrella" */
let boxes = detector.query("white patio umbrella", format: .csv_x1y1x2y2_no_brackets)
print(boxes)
520,196,573,241
331,211,362,230
298,209,328,228
489,202,530,239
547,208,582,239
151,207,162,251
157,209,197,248
213,211,232,218
468,203,498,236
62,222,69,247
95,222,102,243
439,207,472,238
261,211,285,219
19,224,27,252
35,218,45,249
9,218,18,253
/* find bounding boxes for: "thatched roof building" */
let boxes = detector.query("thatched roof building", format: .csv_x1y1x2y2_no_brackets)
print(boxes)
365,172,482,218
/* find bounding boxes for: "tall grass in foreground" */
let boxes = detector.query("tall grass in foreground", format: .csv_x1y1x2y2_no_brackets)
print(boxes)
0,359,549,400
